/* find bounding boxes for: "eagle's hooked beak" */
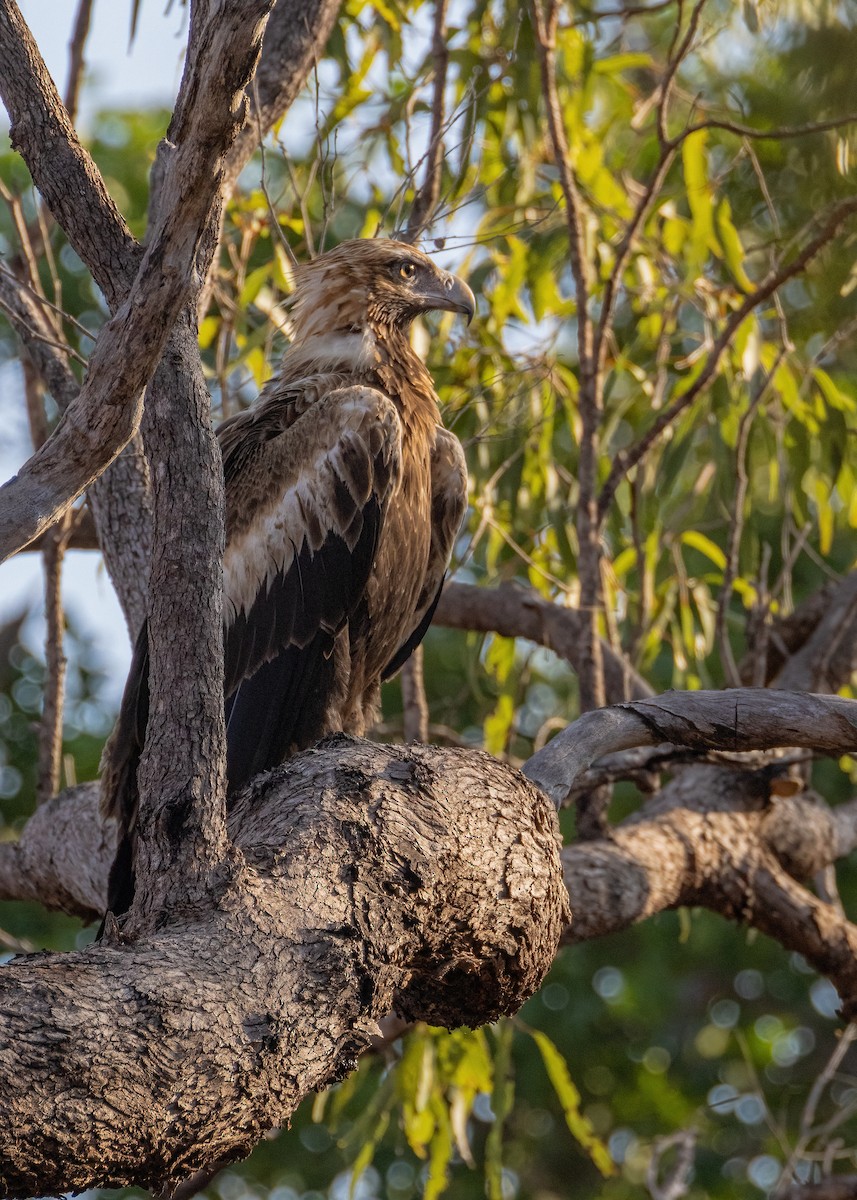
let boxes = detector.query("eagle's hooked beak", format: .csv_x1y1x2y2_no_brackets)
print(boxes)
420,271,476,325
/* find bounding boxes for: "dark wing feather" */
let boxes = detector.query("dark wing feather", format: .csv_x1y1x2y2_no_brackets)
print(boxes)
100,622,150,916
381,576,444,681
221,385,401,793
223,502,381,789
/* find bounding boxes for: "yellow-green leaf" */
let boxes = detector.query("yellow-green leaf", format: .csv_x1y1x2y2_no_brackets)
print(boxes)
484,693,515,756
715,198,754,292
529,1029,615,1177
680,530,727,571
424,1097,453,1200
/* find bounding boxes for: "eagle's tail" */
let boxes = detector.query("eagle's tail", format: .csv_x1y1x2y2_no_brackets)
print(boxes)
99,622,149,924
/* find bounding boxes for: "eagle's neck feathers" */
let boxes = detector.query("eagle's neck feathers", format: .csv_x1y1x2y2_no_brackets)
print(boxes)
282,316,440,437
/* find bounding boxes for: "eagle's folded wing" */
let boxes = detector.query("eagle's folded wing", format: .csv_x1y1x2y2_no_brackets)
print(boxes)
382,425,467,679
222,384,402,790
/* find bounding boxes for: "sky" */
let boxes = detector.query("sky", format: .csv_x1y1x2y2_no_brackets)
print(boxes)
2,2,183,706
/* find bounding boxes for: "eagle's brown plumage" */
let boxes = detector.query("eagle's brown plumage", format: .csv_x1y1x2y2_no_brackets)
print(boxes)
101,238,473,918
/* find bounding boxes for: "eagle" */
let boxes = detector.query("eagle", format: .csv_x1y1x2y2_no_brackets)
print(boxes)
101,238,474,918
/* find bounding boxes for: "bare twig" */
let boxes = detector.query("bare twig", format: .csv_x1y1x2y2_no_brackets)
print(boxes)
679,112,857,147
63,0,94,125
403,0,449,243
400,646,430,743
35,509,73,805
646,1128,697,1200
593,0,707,372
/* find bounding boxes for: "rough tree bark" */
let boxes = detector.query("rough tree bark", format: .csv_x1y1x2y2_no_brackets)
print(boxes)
0,741,567,1196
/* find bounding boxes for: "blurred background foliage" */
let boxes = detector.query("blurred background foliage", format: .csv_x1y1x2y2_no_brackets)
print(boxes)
1,0,857,1196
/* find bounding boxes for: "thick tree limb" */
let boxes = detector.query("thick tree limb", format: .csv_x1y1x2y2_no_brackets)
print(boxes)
0,740,566,1198
0,0,140,307
4,689,857,1021
0,783,111,916
523,689,857,808
131,312,231,923
435,581,653,703
560,768,857,1018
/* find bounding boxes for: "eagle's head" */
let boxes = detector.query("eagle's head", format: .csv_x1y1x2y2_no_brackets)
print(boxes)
290,239,475,342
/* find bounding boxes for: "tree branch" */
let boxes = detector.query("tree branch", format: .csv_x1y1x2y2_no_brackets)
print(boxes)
401,645,430,743
530,0,604,714
62,0,94,125
0,0,140,307
523,689,857,808
774,571,857,692
403,0,449,243
0,0,278,564
221,0,343,197
435,580,653,704
560,765,857,1019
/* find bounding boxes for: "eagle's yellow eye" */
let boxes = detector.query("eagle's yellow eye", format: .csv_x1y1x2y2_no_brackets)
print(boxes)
399,262,416,281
